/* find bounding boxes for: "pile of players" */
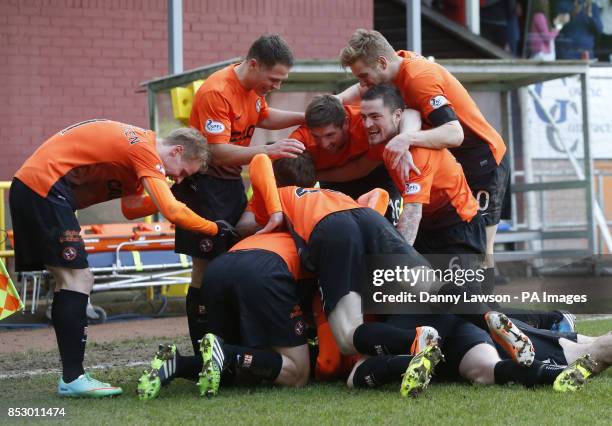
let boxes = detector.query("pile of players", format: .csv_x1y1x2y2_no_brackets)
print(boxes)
133,30,611,399
10,30,611,399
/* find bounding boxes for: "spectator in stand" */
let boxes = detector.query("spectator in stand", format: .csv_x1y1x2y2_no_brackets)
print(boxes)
528,0,570,60
480,0,523,55
596,0,612,61
555,0,604,59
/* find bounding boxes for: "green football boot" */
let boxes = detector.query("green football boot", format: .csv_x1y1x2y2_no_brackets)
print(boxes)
197,333,225,397
553,354,598,392
137,344,178,401
400,344,444,398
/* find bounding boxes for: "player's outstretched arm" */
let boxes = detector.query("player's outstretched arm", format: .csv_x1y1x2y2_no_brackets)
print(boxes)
249,154,283,214
335,83,365,105
385,121,462,184
248,154,284,234
257,108,305,129
316,153,381,182
210,139,304,167
141,176,219,235
396,202,422,245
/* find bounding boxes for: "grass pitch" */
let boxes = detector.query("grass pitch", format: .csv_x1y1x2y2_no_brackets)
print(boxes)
0,319,610,425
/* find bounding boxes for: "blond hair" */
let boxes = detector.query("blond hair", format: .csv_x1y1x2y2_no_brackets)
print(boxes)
164,127,210,171
340,29,396,68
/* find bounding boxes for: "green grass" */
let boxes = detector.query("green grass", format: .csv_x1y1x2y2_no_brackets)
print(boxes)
1,320,611,425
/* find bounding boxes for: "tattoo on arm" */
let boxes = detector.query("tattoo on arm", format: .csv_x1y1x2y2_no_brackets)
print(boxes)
396,203,422,245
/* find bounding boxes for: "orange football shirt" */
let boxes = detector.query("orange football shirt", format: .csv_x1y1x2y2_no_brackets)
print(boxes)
393,50,506,165
189,64,270,178
368,144,477,228
248,154,360,242
15,119,165,210
230,232,303,280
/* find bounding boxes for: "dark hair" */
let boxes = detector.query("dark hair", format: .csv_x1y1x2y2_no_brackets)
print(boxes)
531,0,551,27
246,34,294,68
362,84,405,112
305,95,347,129
272,152,316,188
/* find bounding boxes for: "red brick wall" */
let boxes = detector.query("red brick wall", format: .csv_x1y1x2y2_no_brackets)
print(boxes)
0,0,372,180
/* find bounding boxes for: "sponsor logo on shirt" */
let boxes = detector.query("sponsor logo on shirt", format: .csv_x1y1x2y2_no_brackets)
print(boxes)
255,98,262,113
205,119,225,134
430,95,448,109
406,182,421,194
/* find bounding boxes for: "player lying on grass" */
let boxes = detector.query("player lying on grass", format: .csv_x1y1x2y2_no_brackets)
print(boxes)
9,120,236,398
241,152,535,369
337,313,609,394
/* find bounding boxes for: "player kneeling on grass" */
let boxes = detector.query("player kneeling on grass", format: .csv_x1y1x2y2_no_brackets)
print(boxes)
9,120,236,398
138,232,310,400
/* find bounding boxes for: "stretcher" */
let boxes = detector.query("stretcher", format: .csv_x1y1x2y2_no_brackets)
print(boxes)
8,222,192,321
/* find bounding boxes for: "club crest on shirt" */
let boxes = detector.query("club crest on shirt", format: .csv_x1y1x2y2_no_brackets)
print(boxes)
429,95,448,109
255,98,262,113
199,238,214,253
405,183,421,194
205,119,225,134
62,246,77,261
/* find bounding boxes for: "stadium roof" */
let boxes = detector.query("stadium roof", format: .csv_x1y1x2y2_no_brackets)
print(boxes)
140,58,590,94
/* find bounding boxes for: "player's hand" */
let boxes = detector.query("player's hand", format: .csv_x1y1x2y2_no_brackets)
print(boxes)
384,134,421,179
213,220,240,250
256,211,284,235
215,219,239,239
265,139,305,160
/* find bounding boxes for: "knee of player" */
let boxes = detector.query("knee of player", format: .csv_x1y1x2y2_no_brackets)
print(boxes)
64,268,95,293
280,357,310,387
460,362,495,385
336,336,358,356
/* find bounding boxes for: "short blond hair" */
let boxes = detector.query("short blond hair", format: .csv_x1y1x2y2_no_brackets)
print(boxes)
340,29,396,68
164,127,210,171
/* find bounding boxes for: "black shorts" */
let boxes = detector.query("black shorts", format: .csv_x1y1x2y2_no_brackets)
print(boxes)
383,314,491,382
439,318,578,381
464,154,510,227
413,214,486,270
202,250,307,348
307,208,429,315
9,178,88,271
497,318,577,366
171,173,247,259
319,165,402,225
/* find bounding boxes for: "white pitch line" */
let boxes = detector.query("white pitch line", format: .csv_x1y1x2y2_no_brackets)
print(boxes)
578,315,612,322
0,361,148,380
